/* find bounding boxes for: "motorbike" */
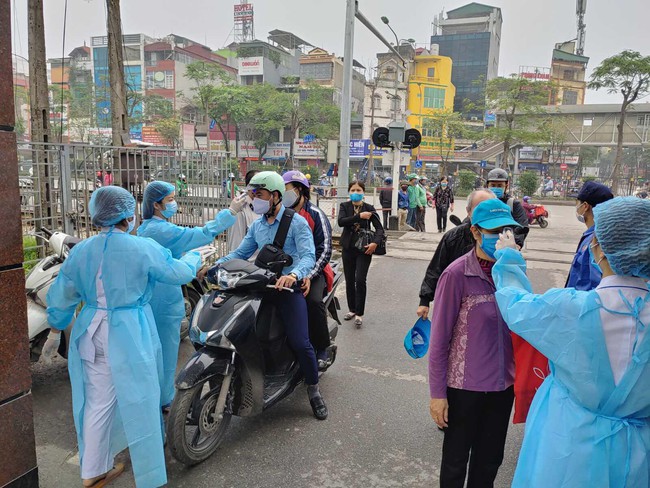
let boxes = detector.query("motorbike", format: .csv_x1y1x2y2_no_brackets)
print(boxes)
526,204,549,228
166,259,342,466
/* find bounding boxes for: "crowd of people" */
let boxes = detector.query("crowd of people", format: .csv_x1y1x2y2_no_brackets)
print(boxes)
38,163,650,487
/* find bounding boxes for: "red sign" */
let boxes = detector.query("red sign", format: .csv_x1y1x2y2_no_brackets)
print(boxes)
142,126,166,146
234,3,253,22
560,163,568,171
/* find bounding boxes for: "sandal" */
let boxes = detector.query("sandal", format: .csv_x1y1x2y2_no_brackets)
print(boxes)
343,312,356,321
354,316,363,329
83,463,125,488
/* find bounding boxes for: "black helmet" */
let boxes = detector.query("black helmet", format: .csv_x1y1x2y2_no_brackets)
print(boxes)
487,168,509,182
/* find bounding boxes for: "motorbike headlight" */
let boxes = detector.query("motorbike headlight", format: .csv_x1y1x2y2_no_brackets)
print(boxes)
217,268,247,290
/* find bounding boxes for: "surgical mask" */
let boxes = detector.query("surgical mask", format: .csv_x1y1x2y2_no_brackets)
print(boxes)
480,232,499,259
350,192,364,203
589,243,604,274
127,218,136,234
441,183,448,188
401,186,408,192
282,189,300,209
161,201,178,219
252,197,271,215
490,187,505,198
576,203,586,224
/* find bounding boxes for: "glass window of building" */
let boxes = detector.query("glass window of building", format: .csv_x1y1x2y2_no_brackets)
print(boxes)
563,69,575,81
427,67,436,79
423,87,446,109
562,90,578,105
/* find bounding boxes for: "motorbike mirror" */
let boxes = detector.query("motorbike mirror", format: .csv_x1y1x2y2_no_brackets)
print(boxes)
449,215,462,227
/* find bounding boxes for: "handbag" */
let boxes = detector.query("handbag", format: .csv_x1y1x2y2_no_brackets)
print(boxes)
352,212,387,255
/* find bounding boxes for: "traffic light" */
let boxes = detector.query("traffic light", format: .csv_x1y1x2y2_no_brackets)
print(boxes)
372,126,421,149
372,127,391,148
403,129,422,149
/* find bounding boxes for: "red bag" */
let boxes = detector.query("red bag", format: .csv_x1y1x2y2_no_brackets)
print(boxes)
511,332,549,424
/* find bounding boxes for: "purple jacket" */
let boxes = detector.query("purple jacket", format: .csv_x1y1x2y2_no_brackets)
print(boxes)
429,250,514,398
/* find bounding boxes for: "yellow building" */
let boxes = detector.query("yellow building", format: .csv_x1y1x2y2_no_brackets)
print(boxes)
407,54,455,164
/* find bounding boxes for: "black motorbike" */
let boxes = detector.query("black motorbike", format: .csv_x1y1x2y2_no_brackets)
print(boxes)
166,259,342,466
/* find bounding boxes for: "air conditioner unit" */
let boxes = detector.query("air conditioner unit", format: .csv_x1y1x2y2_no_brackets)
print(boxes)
470,116,478,121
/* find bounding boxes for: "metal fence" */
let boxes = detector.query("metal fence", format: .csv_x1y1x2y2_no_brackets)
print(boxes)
19,142,235,265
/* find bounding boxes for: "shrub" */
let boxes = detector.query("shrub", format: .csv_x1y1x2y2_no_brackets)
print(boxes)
23,236,40,274
518,171,540,198
458,170,476,194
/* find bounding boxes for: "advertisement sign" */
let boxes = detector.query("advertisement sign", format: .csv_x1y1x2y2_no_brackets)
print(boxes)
181,123,195,150
349,139,369,158
294,139,325,159
209,140,226,151
519,147,544,161
234,3,254,21
239,57,264,76
142,126,166,146
265,142,291,160
518,66,551,81
237,141,260,159
562,155,580,165
484,110,497,126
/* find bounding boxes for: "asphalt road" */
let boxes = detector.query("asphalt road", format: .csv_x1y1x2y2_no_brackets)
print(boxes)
31,204,580,488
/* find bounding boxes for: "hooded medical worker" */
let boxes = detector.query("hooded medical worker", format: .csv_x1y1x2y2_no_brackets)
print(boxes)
138,181,245,407
492,196,650,488
44,186,201,487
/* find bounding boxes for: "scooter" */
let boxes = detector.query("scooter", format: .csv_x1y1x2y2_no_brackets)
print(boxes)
526,205,549,228
166,259,342,466
25,228,79,362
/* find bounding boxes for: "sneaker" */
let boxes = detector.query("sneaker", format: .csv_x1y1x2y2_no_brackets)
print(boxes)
343,312,356,321
354,316,363,329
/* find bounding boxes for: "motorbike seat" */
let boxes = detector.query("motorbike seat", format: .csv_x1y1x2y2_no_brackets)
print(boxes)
64,236,82,249
255,300,285,343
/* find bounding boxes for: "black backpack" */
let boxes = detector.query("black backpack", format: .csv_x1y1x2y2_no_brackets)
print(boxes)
254,208,295,276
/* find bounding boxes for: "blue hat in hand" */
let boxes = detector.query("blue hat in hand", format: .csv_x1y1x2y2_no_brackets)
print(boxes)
404,317,431,359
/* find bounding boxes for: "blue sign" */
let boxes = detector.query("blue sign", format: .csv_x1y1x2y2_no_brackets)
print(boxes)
303,134,316,143
415,160,423,169
349,139,370,158
480,160,487,168
484,110,496,126
209,119,216,130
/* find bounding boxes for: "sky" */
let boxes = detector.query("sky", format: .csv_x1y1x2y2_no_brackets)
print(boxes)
10,0,650,104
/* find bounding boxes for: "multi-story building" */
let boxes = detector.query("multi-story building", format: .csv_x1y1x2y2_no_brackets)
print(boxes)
406,51,456,162
549,41,589,106
12,58,30,141
431,2,502,118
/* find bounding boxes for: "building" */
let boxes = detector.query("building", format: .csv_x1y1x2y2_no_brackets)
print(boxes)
549,41,589,106
12,58,30,141
406,52,456,162
431,2,502,118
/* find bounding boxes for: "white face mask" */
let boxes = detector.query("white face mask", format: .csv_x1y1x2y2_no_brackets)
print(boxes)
252,197,271,215
576,203,586,224
127,218,136,233
282,189,300,209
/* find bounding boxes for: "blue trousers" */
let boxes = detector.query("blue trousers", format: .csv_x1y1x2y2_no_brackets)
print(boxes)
407,207,416,227
268,289,319,385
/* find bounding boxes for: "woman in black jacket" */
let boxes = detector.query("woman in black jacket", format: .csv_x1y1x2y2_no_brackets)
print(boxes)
338,180,385,328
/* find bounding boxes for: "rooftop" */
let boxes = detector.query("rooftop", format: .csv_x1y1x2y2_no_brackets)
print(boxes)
267,29,314,51
552,49,589,65
447,2,500,19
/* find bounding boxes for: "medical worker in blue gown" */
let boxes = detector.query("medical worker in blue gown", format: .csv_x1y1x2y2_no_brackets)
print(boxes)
137,181,245,407
491,196,650,488
43,186,201,487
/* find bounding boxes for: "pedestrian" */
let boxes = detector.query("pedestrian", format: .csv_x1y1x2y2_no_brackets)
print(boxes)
567,181,614,290
379,177,393,228
398,181,410,230
282,170,335,370
176,173,187,197
429,198,521,487
43,186,201,488
407,174,426,232
492,197,650,487
338,180,385,329
486,168,529,246
210,171,328,420
432,176,455,233
102,169,113,187
137,181,244,409
227,169,260,252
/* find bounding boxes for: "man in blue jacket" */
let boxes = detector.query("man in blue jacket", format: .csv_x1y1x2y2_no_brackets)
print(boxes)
566,181,614,290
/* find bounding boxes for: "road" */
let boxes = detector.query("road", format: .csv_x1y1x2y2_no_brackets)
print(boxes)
31,204,580,487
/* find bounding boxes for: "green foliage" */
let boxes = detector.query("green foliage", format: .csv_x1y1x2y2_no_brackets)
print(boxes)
23,236,39,273
518,171,539,198
154,116,181,147
583,176,596,183
421,109,467,174
458,170,476,194
588,50,650,102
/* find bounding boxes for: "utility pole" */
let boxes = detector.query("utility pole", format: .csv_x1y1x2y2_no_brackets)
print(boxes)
338,0,356,195
28,0,53,236
365,81,377,187
106,0,128,148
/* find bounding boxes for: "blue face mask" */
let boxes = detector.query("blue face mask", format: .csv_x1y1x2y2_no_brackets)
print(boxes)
161,201,178,219
589,243,604,274
350,192,364,202
480,232,500,259
490,187,505,198
127,217,136,234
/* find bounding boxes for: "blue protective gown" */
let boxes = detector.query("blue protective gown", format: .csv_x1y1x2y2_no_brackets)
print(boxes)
47,230,200,487
492,248,650,488
137,209,235,405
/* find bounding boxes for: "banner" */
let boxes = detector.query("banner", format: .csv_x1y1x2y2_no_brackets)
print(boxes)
181,123,195,150
239,57,263,76
265,142,291,160
142,126,166,146
237,141,260,159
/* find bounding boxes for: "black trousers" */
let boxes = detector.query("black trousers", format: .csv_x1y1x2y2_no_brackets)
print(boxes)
305,274,331,352
416,207,426,232
440,386,514,488
436,206,449,232
382,210,392,229
341,248,372,316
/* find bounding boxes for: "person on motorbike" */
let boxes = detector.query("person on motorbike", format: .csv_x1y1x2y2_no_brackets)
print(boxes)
282,170,334,370
486,168,529,247
137,181,246,409
176,174,188,197
566,181,614,291
209,171,328,420
522,196,536,219
44,186,201,488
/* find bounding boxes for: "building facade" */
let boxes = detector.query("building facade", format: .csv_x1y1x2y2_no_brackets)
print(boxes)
431,2,502,118
549,41,589,106
407,53,456,162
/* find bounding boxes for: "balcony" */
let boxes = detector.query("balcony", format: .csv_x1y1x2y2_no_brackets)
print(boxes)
409,75,441,85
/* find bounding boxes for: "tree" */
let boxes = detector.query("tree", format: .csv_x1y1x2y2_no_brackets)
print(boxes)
238,83,288,160
155,116,181,147
588,50,650,194
485,75,552,168
518,171,539,198
538,117,568,176
422,109,467,176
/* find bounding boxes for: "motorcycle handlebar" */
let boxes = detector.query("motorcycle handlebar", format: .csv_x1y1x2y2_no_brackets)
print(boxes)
40,227,53,238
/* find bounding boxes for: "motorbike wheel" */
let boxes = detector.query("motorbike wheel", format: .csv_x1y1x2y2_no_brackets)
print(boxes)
166,375,232,466
538,216,549,229
180,288,201,340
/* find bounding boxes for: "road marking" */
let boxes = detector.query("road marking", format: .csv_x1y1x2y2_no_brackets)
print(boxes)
349,365,427,384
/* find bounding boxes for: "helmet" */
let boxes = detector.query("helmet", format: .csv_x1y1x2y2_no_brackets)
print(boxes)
487,168,509,182
282,170,310,189
249,171,286,196
523,196,531,202
384,177,393,184
408,173,419,181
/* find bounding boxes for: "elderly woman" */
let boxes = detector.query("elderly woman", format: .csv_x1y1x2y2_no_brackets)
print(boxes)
43,186,201,487
492,196,650,487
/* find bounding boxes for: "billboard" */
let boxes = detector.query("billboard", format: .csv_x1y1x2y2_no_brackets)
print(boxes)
518,66,551,81
265,142,291,160
239,57,264,76
181,123,195,150
237,141,260,159
142,126,166,146
234,3,254,22
294,139,325,159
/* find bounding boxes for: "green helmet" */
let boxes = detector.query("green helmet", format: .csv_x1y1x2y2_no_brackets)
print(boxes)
248,171,286,197
408,173,419,181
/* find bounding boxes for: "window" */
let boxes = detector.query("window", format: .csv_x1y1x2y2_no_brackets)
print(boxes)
637,115,650,127
427,67,436,78
124,46,141,62
423,87,446,109
165,71,174,89
300,62,333,81
146,70,173,89
372,94,381,110
563,69,575,81
562,90,578,105
421,119,441,138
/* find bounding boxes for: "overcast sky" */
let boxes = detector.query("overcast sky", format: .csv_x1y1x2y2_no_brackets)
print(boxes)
10,0,650,104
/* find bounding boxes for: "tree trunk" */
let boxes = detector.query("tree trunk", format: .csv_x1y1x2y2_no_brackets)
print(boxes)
106,0,128,147
610,103,628,195
502,139,511,168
